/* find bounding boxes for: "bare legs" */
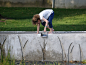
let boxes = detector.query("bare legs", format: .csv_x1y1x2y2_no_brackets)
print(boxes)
47,25,54,34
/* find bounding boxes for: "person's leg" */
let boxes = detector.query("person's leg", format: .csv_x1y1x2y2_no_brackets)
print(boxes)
48,12,54,33
47,25,54,31
41,22,54,32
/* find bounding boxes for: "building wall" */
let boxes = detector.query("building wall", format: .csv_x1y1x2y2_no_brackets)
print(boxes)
55,0,86,8
0,0,52,8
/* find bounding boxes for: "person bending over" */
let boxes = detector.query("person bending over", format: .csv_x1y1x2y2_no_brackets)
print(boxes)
32,9,54,34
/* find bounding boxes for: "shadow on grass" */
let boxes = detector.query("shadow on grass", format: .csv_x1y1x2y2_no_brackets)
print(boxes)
0,7,45,19
0,27,43,31
0,25,86,31
53,24,86,31
0,7,86,20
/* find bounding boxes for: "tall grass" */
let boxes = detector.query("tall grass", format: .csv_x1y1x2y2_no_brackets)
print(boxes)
0,50,15,65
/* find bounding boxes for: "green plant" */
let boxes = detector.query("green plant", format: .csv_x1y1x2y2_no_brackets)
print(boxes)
0,47,15,65
82,60,86,64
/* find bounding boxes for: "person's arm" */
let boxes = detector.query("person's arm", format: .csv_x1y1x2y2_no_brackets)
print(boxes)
37,23,40,34
42,17,49,32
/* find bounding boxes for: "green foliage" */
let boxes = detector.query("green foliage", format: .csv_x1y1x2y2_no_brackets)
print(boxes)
82,60,86,64
0,50,15,65
0,7,86,31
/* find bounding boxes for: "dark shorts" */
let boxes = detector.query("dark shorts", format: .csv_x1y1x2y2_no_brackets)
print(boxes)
41,12,54,28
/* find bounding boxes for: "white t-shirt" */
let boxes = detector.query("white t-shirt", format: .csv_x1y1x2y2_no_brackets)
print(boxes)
39,9,53,23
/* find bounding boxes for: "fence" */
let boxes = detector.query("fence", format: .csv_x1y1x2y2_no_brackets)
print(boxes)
0,0,86,8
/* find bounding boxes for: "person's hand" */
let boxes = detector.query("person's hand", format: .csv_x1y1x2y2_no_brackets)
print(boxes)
37,32,39,34
44,30,46,32
44,27,46,32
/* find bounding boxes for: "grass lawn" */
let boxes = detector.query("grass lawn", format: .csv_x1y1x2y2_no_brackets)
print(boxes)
0,7,86,31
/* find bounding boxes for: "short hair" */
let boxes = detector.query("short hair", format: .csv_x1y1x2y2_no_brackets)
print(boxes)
32,14,40,25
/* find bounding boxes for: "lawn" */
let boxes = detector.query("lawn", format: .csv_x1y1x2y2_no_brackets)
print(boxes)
0,7,86,31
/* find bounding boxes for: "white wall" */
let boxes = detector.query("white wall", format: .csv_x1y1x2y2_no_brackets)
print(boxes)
0,31,86,61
